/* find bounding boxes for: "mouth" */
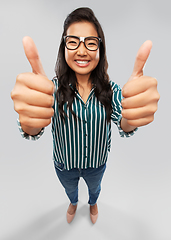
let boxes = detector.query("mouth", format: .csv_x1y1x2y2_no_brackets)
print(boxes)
75,60,90,67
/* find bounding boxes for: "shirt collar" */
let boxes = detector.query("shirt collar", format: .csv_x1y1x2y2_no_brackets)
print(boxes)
69,83,96,104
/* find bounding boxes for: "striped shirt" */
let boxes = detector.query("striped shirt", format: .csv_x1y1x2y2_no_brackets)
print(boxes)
18,78,137,170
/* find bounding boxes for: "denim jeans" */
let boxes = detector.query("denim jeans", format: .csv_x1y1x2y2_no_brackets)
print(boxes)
54,162,106,206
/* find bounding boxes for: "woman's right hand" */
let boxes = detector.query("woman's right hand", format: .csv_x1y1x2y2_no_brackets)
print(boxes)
11,36,55,135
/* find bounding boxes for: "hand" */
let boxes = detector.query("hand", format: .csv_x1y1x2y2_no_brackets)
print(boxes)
11,36,55,134
121,40,160,128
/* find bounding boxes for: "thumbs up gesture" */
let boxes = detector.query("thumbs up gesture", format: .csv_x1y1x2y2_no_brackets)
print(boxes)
11,37,55,135
121,40,160,130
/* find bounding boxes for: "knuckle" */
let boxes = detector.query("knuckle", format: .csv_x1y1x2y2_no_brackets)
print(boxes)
122,87,128,98
47,81,55,95
122,109,130,119
13,102,20,113
148,115,154,123
13,104,18,113
121,99,126,108
150,77,158,87
11,89,19,100
16,73,24,83
43,118,51,127
47,118,52,126
153,104,158,113
156,92,160,101
10,89,15,100
154,92,160,102
149,104,158,114
48,96,54,107
19,115,29,126
50,108,54,117
51,82,55,94
14,104,23,114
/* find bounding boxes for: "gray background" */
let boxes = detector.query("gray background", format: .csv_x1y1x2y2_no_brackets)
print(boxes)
1,0,170,239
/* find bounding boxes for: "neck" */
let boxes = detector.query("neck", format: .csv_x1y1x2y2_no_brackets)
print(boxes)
76,73,92,88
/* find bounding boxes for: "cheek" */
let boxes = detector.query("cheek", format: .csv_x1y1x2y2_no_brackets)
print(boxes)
94,50,100,65
65,49,74,67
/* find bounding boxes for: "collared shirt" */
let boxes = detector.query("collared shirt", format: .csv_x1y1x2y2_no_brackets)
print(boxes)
18,78,137,170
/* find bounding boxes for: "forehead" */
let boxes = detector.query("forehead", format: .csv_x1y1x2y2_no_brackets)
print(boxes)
66,21,98,37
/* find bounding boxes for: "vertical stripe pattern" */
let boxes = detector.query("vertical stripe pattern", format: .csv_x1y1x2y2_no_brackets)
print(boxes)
50,78,137,170
17,78,137,169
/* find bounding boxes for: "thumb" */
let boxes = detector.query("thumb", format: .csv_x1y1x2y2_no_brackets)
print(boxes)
132,40,153,77
22,36,46,77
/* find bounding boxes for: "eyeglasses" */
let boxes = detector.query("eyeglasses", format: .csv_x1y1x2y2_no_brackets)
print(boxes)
64,35,102,51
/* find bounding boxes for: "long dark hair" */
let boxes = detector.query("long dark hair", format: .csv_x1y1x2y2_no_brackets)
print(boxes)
55,7,113,122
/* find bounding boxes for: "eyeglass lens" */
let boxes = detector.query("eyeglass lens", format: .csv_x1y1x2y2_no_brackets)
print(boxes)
65,36,99,51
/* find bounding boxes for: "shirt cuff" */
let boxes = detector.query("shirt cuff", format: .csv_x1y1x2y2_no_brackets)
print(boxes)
117,115,138,138
17,119,44,140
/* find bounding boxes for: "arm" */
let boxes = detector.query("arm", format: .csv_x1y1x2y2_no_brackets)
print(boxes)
121,40,160,128
110,82,138,138
17,119,44,140
11,36,55,138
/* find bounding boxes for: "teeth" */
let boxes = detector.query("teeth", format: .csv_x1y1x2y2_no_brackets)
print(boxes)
76,61,89,64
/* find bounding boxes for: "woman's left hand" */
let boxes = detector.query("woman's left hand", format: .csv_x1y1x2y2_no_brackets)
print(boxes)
121,40,160,127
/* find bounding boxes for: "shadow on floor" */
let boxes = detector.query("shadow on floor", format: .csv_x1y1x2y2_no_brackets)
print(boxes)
96,202,152,240
3,202,94,240
3,203,69,240
3,201,153,240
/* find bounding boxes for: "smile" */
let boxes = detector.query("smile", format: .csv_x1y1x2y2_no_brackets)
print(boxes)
75,60,90,67
76,60,89,64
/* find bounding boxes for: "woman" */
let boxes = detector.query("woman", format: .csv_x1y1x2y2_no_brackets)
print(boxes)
11,7,160,224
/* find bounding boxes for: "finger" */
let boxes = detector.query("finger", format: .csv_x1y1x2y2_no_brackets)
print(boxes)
132,40,153,77
122,104,158,120
17,104,54,119
27,91,54,108
122,92,148,109
122,76,157,98
20,115,52,129
121,87,157,109
17,73,55,95
19,87,54,108
126,115,154,127
22,36,46,76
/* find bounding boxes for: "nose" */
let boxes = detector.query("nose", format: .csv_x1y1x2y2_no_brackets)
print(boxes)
77,42,87,55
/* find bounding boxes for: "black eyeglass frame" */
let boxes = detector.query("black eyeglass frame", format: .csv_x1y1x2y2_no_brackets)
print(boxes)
63,35,102,51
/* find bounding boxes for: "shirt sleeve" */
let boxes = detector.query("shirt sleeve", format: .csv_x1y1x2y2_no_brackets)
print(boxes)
110,81,138,138
17,119,44,141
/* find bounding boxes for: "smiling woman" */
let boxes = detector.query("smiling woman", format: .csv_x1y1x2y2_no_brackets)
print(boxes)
10,6,159,225
55,8,113,123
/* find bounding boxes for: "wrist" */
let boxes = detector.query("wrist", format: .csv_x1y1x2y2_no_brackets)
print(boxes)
120,117,137,133
20,124,42,136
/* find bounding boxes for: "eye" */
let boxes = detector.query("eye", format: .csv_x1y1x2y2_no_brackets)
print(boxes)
68,40,77,45
88,42,97,46
66,37,79,46
85,37,99,50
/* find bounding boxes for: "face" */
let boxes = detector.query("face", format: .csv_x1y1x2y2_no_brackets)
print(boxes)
65,21,100,82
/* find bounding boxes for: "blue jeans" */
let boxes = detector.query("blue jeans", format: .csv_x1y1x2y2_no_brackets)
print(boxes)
54,162,106,206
